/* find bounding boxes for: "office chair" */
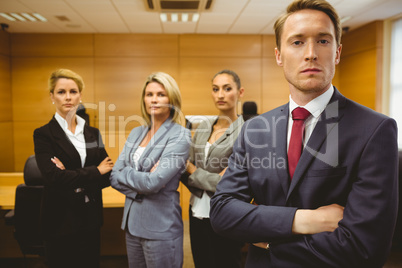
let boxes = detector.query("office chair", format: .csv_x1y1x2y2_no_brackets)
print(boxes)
5,155,45,257
242,101,258,121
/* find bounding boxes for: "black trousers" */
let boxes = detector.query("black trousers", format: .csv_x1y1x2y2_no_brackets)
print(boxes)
189,206,243,268
45,228,100,268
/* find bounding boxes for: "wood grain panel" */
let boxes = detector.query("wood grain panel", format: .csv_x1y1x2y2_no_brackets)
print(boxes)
0,55,12,122
11,34,93,57
339,49,377,110
179,183,191,220
0,31,10,56
180,34,262,57
0,122,14,172
13,121,44,171
179,57,262,116
11,58,94,122
262,58,289,112
341,21,382,57
94,57,178,130
94,34,179,57
262,35,277,58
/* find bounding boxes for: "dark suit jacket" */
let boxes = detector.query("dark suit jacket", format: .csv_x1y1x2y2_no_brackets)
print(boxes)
34,117,110,239
210,88,399,268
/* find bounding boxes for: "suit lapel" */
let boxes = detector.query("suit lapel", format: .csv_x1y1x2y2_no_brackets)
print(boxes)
138,119,175,170
207,116,243,161
48,117,82,168
125,126,148,167
274,106,291,196
287,88,346,200
83,125,98,167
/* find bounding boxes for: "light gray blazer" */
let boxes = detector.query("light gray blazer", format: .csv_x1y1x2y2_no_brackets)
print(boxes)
110,118,191,240
182,116,244,204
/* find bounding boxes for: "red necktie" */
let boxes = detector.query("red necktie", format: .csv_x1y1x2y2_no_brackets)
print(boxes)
288,107,311,179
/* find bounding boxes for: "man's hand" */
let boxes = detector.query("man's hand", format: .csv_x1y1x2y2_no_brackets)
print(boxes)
292,203,344,234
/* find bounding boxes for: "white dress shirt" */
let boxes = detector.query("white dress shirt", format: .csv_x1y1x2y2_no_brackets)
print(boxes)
287,85,334,151
191,142,212,219
55,112,87,167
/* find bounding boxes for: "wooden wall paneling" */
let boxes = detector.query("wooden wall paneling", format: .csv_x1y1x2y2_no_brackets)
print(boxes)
94,34,179,57
332,65,340,89
341,21,381,57
339,49,377,110
179,57,262,116
180,34,262,58
179,183,191,220
0,31,13,172
0,31,10,56
0,122,14,171
262,57,289,112
94,57,179,132
339,21,382,111
262,35,277,58
13,121,45,171
0,55,12,122
11,57,95,123
11,34,94,57
101,130,134,168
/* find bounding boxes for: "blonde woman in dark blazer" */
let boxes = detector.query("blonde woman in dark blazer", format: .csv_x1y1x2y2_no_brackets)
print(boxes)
181,70,245,268
34,69,113,268
110,72,191,268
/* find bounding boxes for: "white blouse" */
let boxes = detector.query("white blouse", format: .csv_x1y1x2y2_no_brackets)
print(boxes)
191,142,212,219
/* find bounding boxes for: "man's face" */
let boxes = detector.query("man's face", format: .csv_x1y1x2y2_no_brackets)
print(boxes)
275,9,341,96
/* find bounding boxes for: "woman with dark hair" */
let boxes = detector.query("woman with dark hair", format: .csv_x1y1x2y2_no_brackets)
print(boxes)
182,69,245,268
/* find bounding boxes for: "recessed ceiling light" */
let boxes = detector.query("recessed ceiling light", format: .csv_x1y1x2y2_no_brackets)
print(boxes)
159,12,199,22
171,13,178,22
160,13,167,22
32,13,47,22
10,13,26,21
0,13,16,21
0,12,47,22
192,13,199,22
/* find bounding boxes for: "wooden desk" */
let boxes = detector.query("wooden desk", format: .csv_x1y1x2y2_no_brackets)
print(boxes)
0,173,125,210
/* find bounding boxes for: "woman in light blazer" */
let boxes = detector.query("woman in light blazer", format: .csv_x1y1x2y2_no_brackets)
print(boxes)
181,70,245,268
110,72,191,268
34,69,113,268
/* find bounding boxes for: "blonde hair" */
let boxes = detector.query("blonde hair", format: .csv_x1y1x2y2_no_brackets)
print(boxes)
140,72,184,126
274,0,342,51
48,69,84,93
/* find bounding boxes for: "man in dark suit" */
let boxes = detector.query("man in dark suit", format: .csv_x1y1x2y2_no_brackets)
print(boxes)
210,0,399,267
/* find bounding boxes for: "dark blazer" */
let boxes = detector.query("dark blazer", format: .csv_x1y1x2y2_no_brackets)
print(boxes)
34,117,110,239
210,88,399,268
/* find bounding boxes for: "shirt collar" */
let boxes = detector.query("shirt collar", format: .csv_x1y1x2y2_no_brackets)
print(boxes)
289,85,334,119
55,112,85,136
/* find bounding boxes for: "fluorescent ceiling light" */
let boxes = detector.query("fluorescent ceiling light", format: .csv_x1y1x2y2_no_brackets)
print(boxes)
182,13,188,22
32,13,47,22
21,13,37,22
340,16,352,24
10,12,26,21
0,13,16,21
0,12,47,22
171,13,178,22
192,13,199,22
160,13,167,22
